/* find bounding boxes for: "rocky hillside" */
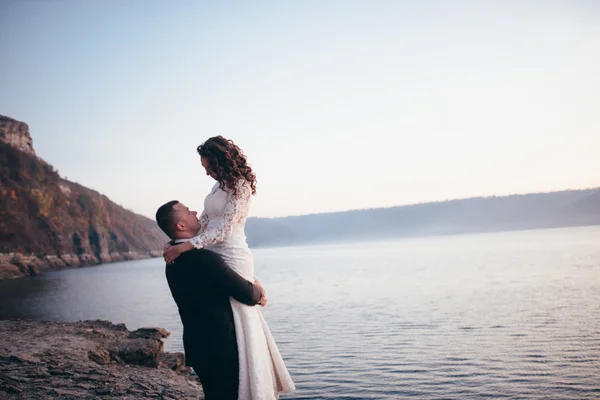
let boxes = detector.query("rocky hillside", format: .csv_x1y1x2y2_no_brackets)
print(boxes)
0,115,168,280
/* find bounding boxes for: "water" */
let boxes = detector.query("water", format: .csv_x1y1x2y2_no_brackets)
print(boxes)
1,226,599,399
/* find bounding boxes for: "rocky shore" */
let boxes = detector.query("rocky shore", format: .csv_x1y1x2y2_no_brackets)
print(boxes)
0,320,203,399
0,251,163,280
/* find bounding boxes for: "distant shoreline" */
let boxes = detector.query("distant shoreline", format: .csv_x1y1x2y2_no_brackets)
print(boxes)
0,251,162,281
249,222,600,250
245,188,600,248
3,222,599,282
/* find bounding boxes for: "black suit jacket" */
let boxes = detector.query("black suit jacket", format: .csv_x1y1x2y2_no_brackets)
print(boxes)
165,248,261,368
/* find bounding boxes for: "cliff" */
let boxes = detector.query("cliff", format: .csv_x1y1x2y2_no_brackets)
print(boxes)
0,116,35,157
0,115,168,280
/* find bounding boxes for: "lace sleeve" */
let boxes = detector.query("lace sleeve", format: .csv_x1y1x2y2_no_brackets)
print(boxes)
198,210,209,234
189,181,251,249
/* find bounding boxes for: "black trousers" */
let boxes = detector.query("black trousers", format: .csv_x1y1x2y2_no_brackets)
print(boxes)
191,359,239,400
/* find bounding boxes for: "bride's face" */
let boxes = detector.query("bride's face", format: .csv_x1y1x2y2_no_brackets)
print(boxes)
201,156,217,180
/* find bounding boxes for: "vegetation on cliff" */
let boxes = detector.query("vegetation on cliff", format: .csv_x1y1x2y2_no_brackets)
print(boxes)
0,116,167,279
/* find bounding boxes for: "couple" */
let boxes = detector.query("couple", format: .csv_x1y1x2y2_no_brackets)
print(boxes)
155,136,295,399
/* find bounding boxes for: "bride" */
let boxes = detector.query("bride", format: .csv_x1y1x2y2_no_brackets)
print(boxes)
163,136,295,399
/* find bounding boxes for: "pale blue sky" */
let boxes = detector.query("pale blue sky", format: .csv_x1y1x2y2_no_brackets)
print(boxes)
1,1,599,218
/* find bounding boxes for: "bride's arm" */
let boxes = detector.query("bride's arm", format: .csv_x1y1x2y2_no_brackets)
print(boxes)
198,210,209,233
164,181,251,262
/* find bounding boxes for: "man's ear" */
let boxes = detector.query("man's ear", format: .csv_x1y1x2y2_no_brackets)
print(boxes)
175,221,185,232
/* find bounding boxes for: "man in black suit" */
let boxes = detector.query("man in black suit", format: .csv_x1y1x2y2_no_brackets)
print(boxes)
156,200,266,400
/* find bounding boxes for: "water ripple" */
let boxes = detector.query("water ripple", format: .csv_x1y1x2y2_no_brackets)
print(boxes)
1,227,600,399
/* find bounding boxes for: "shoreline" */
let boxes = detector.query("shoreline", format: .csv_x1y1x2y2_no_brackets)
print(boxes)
0,251,163,281
0,319,203,399
4,223,599,281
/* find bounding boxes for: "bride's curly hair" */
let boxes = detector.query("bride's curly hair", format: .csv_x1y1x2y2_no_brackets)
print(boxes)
197,136,257,196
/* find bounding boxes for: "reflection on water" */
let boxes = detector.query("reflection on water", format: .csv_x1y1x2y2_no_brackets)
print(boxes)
1,226,600,399
0,259,179,330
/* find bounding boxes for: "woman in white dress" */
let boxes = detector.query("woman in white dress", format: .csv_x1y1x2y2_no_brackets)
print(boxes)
163,136,295,400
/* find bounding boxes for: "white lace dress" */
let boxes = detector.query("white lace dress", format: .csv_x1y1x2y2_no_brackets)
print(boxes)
189,179,295,400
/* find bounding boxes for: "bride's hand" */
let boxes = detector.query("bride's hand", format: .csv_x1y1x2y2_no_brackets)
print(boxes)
164,244,182,264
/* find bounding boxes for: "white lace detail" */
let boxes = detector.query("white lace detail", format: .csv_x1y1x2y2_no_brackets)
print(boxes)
192,179,295,399
190,180,251,249
198,210,209,234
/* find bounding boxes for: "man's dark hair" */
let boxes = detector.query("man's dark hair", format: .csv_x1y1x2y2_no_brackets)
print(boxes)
155,200,179,239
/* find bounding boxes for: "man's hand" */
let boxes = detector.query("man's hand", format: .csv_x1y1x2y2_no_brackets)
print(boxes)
254,279,268,307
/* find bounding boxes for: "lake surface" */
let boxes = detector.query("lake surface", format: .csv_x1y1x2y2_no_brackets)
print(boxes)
1,226,599,399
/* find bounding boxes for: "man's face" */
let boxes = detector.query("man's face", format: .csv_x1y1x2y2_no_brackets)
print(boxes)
172,202,200,235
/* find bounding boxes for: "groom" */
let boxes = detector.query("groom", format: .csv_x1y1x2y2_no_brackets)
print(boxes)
155,200,266,400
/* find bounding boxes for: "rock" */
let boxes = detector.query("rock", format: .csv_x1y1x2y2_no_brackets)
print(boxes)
0,254,40,279
110,253,125,262
94,387,113,395
52,388,83,397
0,115,35,156
149,250,163,257
87,348,111,365
0,319,203,399
99,252,113,263
78,253,100,266
117,338,163,367
0,262,24,280
8,354,41,364
129,327,171,340
85,373,107,382
75,383,95,390
60,253,81,267
39,255,66,272
161,352,187,373
82,319,128,332
0,251,164,280
0,383,22,394
6,374,31,382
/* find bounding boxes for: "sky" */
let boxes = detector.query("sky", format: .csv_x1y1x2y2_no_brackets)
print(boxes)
1,0,599,219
